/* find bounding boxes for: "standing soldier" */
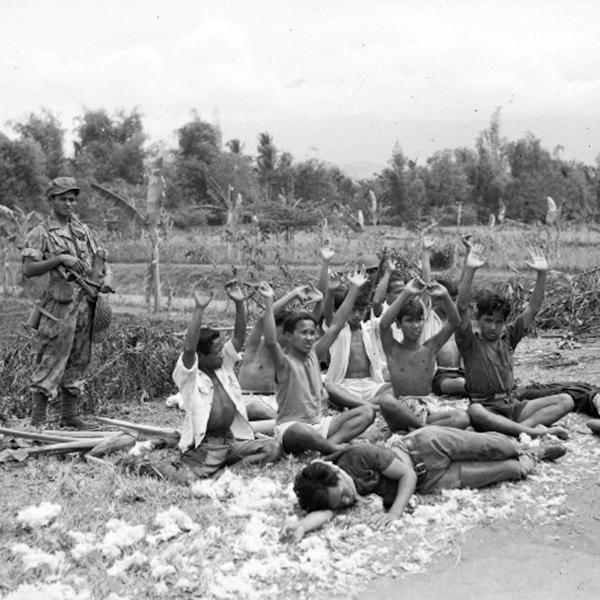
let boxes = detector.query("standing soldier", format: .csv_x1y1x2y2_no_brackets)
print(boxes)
22,177,110,428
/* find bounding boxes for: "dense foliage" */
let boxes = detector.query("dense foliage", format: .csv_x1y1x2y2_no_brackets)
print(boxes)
1,107,599,231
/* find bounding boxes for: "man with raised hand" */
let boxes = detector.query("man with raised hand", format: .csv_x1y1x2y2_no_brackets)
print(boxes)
456,244,573,439
158,281,281,482
375,277,470,431
238,283,319,428
260,270,376,456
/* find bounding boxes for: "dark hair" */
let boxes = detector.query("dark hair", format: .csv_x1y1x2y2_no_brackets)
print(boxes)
283,312,317,334
293,461,339,512
397,298,424,322
435,278,458,299
275,309,292,327
196,327,220,355
475,290,511,320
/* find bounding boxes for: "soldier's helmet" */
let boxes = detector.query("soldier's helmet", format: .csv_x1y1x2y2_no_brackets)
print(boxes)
46,177,80,198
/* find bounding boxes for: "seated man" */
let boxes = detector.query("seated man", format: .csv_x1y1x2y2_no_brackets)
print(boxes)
324,297,392,409
238,284,316,429
260,271,376,456
456,244,573,439
285,427,566,541
419,236,466,396
376,278,470,431
156,282,281,482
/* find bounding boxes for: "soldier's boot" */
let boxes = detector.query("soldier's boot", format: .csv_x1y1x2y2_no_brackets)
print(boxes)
59,389,92,429
31,391,48,427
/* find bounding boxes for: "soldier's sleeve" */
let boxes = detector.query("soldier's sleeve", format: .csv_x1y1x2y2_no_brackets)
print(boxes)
21,225,47,261
83,224,99,255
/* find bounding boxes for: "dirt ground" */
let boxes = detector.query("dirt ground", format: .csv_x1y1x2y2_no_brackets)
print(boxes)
2,296,600,598
359,337,600,600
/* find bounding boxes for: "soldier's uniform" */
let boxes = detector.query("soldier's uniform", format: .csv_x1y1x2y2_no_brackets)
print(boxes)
22,178,100,426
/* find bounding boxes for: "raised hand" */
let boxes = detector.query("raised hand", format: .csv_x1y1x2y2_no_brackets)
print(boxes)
302,282,324,305
525,247,548,272
466,243,486,269
224,279,245,302
425,281,449,298
256,281,275,300
327,274,343,291
193,288,214,309
386,256,397,272
421,235,436,251
347,266,368,288
404,277,427,295
460,234,473,253
320,244,335,262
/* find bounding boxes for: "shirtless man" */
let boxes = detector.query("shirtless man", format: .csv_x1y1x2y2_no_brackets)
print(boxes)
324,297,392,409
420,235,466,396
457,244,573,439
155,282,281,482
260,270,376,456
376,278,470,431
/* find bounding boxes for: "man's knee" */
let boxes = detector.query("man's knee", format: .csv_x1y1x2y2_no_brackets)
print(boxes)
467,403,490,429
452,410,471,429
355,403,376,426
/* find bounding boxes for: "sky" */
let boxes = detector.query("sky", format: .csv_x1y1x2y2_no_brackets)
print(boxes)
1,0,599,177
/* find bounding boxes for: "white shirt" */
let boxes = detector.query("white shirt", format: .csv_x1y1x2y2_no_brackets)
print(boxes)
172,340,254,451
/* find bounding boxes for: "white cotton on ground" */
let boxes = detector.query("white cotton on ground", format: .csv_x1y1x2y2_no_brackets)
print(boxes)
100,519,146,557
106,551,149,577
16,501,62,528
11,543,64,573
3,582,90,600
128,440,155,457
148,506,198,543
68,531,98,561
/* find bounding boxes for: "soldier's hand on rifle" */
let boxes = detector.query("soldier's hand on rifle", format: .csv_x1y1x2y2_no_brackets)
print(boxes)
525,247,548,272
225,279,245,302
59,253,86,276
193,289,214,309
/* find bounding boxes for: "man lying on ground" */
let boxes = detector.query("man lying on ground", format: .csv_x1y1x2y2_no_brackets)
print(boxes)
154,282,281,483
456,244,573,439
375,278,470,431
260,271,376,456
284,427,566,541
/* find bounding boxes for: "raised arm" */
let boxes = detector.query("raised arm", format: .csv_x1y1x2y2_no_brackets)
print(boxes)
315,268,367,359
380,277,427,331
420,235,436,284
257,282,288,375
456,243,485,331
371,256,396,317
424,282,460,352
317,244,335,295
182,289,214,368
323,276,343,326
521,247,548,329
225,280,247,352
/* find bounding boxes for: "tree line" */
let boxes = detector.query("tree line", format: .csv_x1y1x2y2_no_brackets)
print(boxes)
1,106,599,232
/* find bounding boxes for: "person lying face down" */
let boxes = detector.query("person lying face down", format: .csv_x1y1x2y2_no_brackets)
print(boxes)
284,426,566,542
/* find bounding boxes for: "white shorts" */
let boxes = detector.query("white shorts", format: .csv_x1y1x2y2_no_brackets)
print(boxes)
334,378,391,403
273,416,333,443
402,395,442,426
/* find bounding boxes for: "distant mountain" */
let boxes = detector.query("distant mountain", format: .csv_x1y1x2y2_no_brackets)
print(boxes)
338,160,385,181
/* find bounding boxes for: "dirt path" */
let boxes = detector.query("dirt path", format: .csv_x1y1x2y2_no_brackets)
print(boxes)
360,461,600,599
